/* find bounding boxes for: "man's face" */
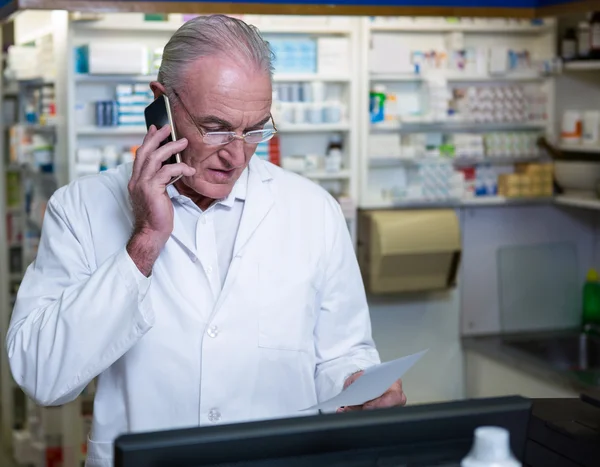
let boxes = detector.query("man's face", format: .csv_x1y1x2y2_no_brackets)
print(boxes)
169,56,272,200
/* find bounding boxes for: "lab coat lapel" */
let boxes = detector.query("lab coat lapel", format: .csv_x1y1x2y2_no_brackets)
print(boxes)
169,204,197,262
216,159,274,308
233,158,275,258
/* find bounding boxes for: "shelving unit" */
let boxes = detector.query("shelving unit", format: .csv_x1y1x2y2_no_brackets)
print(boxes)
359,16,556,209
370,71,545,82
359,196,553,210
396,120,548,132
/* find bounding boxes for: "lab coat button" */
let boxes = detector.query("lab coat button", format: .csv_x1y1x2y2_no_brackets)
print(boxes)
208,408,221,423
207,325,219,338
205,266,213,275
201,216,207,225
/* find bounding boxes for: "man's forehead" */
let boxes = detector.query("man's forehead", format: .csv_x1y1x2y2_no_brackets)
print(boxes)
182,55,269,87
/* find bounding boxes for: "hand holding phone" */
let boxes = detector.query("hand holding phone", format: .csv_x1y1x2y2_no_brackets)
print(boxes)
125,100,196,276
144,95,182,186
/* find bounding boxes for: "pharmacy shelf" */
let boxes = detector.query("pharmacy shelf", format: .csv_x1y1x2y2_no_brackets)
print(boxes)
563,60,600,71
303,170,351,180
370,120,547,133
360,196,553,210
369,121,404,132
558,143,600,154
555,195,600,210
359,199,460,210
277,123,350,133
445,72,544,82
369,155,543,168
22,124,56,133
370,74,422,82
369,72,544,82
16,78,55,87
77,126,146,136
396,120,548,133
368,21,552,34
461,196,554,206
453,155,543,165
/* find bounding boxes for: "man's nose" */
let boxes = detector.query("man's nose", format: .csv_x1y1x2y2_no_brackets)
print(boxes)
223,138,246,167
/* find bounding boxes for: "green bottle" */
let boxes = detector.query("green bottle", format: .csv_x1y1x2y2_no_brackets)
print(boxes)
582,268,600,326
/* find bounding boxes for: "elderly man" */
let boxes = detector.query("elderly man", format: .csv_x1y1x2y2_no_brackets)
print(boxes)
6,14,405,467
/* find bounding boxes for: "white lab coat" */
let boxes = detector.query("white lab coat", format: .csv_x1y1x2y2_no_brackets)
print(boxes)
6,157,380,467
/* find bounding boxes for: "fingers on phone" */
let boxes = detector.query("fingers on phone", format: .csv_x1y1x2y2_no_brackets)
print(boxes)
138,138,188,180
156,163,196,185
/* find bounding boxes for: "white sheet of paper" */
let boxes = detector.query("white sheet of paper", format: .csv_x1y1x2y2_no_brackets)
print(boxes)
302,349,428,412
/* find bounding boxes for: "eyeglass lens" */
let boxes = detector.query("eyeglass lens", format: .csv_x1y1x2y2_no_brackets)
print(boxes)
203,129,276,146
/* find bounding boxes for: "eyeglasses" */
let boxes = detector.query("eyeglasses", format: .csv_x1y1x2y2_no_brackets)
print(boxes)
171,89,278,146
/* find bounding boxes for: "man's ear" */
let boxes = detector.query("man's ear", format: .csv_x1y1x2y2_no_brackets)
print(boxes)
150,81,166,99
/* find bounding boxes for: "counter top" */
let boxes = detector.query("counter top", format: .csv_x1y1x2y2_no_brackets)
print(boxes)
462,330,600,398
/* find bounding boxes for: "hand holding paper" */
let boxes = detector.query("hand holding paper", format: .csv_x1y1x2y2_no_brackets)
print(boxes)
302,349,428,412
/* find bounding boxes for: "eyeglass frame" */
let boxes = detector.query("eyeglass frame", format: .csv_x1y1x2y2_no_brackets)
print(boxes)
170,89,278,146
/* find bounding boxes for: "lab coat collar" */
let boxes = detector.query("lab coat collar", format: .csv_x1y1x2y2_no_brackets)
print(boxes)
216,156,275,308
164,157,275,265
232,156,275,257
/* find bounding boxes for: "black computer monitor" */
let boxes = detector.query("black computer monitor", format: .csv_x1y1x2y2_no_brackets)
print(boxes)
114,396,532,467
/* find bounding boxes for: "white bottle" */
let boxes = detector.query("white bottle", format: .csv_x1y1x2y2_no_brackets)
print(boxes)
461,426,521,467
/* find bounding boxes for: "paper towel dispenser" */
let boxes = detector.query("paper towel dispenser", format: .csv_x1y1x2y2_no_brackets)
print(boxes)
357,209,461,294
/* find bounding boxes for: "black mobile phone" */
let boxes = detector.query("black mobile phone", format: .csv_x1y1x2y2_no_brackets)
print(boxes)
144,95,182,185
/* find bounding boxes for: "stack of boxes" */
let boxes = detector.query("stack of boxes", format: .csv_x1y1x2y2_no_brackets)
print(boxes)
498,163,554,198
115,84,153,127
417,160,465,201
484,131,541,158
94,84,153,127
451,85,546,123
6,36,55,81
270,39,317,74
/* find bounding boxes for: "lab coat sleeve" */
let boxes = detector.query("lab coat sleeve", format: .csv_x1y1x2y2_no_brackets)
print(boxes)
6,194,155,407
313,198,380,405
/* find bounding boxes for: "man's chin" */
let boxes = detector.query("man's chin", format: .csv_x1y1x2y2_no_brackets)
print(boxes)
187,179,234,200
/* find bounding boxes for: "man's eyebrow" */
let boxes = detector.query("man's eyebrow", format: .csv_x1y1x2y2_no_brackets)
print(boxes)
194,115,235,130
247,115,272,130
194,114,271,131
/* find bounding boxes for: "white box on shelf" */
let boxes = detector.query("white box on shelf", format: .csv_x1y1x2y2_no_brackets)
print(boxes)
317,37,350,74
369,134,402,158
370,35,413,74
88,43,149,75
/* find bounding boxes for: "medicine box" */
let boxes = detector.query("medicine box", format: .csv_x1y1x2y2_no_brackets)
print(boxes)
271,39,316,74
88,42,149,75
317,38,350,75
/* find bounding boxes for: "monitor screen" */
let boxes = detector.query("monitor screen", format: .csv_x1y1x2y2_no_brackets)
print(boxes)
114,396,532,467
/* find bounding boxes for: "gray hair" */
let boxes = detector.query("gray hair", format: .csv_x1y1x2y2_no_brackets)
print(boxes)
157,14,274,90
